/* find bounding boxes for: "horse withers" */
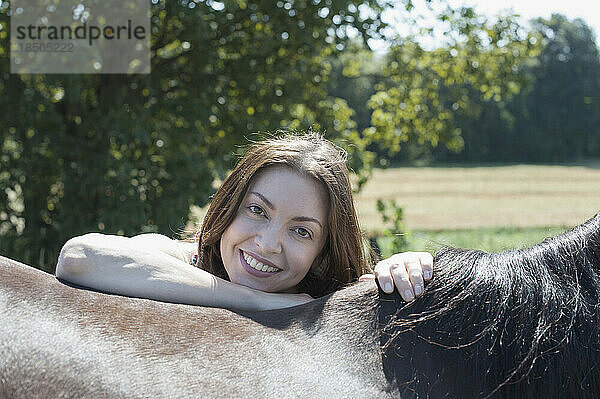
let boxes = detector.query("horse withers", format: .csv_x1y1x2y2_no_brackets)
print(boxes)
1,212,599,398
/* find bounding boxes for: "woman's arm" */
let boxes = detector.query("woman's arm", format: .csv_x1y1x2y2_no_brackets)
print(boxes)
55,233,312,311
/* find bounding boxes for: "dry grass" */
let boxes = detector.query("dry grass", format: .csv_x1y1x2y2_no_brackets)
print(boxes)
355,164,600,233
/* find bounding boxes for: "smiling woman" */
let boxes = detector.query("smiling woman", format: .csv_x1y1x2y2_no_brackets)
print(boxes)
196,132,379,299
219,167,329,294
56,132,433,310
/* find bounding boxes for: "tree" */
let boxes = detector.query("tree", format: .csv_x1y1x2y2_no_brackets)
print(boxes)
324,40,385,135
366,7,540,162
521,14,600,161
433,13,600,163
0,0,398,270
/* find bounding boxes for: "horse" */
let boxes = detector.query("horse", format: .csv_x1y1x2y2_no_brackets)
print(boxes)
1,212,599,398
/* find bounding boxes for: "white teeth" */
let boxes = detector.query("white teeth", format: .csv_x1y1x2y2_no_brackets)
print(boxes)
243,251,279,273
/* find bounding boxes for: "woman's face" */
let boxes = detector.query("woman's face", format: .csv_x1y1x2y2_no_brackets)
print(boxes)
220,166,329,293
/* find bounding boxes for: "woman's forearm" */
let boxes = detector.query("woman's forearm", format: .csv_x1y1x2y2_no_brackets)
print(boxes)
56,233,313,311
55,233,282,311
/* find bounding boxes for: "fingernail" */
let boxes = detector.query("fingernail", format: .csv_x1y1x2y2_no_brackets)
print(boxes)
384,282,393,292
414,284,423,295
404,290,414,301
424,270,432,280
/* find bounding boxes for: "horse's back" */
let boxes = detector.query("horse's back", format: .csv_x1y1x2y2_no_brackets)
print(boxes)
0,256,393,398
0,256,217,397
0,256,286,397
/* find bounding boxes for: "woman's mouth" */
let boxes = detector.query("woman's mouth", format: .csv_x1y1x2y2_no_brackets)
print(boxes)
239,250,282,278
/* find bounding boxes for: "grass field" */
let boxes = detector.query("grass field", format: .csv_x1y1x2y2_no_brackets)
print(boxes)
356,164,600,231
354,163,600,256
376,226,572,259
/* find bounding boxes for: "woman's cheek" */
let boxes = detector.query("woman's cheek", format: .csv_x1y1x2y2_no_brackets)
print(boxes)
234,215,257,236
289,246,317,278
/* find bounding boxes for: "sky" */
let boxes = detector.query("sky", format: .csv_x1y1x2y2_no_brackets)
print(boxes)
371,0,600,51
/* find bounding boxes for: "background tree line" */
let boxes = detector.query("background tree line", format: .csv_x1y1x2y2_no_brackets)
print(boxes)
330,12,600,164
0,1,598,271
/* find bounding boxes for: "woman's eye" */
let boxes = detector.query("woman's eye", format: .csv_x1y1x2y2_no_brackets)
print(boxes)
294,227,312,239
248,205,265,216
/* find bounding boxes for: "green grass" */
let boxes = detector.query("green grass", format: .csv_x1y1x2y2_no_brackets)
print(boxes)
355,163,599,258
355,164,600,233
376,225,571,259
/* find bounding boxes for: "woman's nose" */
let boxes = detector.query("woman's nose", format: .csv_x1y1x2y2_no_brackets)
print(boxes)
255,224,283,254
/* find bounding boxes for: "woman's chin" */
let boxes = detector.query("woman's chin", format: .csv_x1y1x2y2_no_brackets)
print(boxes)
231,275,272,291
228,270,297,293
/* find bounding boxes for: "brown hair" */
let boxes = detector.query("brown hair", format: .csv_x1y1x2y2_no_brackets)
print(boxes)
196,131,371,297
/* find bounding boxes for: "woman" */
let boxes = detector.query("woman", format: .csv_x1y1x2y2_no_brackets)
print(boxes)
56,132,432,310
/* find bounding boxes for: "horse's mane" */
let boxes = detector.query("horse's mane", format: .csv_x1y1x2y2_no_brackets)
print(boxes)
381,213,600,398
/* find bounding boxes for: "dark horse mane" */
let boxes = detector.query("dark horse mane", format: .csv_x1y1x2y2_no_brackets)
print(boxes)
381,212,600,398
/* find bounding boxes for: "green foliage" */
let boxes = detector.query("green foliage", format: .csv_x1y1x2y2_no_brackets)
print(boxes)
407,12,600,163
375,198,409,255
324,40,385,134
431,14,600,163
0,0,396,270
521,14,600,161
366,7,541,162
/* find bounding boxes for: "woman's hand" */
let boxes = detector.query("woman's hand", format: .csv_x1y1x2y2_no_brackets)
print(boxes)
359,251,433,302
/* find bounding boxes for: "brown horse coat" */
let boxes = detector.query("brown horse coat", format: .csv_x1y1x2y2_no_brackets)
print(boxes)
0,255,401,399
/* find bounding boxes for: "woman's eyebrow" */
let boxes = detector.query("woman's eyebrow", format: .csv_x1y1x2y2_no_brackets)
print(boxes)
249,191,323,229
249,191,275,209
291,216,323,229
